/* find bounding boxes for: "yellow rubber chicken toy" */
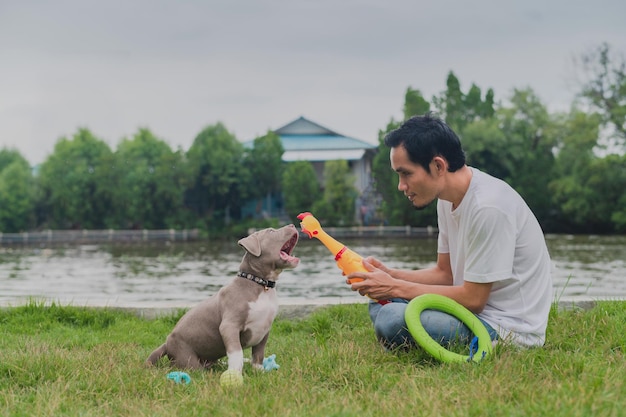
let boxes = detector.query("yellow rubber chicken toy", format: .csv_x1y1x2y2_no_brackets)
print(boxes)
297,212,367,283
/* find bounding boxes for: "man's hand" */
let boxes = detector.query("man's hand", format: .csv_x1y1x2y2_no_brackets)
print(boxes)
347,259,398,300
362,256,393,274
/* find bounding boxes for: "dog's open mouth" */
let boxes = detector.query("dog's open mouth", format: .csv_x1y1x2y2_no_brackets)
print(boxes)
279,232,299,266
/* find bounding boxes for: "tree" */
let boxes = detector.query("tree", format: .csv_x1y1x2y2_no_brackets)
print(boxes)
245,131,284,197
464,83,483,123
151,150,191,228
548,110,602,231
464,84,496,122
496,88,557,225
403,87,431,119
0,150,35,232
114,128,187,229
432,71,497,133
433,71,465,131
282,161,320,222
312,160,358,226
585,154,626,232
482,88,496,119
185,123,247,229
243,131,284,217
576,43,626,151
36,128,115,229
0,148,28,172
462,117,513,181
599,154,626,232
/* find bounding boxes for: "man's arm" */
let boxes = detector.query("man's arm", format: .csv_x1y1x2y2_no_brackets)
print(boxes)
385,253,453,285
387,280,492,313
349,253,492,313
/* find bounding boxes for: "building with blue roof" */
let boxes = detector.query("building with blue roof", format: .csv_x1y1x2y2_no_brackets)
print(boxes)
274,116,377,193
243,116,380,223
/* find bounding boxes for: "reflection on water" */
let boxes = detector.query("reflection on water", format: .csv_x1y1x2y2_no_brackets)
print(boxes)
546,234,626,300
0,234,624,308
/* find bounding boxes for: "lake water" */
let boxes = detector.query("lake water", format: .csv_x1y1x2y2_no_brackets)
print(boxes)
1,234,625,308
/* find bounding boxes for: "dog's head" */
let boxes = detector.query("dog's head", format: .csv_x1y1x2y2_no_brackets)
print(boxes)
238,224,300,280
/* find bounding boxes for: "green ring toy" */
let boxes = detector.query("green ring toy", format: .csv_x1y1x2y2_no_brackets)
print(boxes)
404,294,493,363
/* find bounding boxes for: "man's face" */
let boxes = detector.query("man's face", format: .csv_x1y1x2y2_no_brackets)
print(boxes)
389,145,441,210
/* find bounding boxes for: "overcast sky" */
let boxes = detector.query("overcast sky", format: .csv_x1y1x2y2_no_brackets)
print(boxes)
1,0,625,165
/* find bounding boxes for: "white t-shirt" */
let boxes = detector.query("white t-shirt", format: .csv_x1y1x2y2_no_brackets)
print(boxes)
437,167,553,347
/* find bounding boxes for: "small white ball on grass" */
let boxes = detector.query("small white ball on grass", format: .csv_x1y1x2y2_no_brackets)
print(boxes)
220,369,244,388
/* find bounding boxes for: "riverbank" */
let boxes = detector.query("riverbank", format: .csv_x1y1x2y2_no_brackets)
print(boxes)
0,229,200,244
2,295,623,321
112,296,626,320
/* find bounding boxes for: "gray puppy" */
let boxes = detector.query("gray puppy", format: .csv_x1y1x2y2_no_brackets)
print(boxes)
146,224,299,376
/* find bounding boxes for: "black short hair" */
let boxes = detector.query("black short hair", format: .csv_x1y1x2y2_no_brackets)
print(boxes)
384,112,465,173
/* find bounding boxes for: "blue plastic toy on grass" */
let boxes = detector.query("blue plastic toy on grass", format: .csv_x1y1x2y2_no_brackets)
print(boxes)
263,354,280,371
167,371,191,384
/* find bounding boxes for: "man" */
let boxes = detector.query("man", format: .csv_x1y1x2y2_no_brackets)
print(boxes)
348,113,553,349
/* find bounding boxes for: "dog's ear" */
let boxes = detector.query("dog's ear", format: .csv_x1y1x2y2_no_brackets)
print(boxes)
238,234,262,257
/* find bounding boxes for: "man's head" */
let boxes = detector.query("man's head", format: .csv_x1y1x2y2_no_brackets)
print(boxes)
384,113,467,210
384,112,465,174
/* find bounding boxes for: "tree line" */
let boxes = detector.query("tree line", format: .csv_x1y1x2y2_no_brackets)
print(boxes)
373,43,626,234
1,43,624,236
0,119,362,236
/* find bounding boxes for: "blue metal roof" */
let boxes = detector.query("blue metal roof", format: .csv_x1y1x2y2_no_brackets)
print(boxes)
274,116,339,136
280,134,376,151
243,116,376,159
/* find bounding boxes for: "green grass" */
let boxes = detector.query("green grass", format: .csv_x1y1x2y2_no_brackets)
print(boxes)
0,300,624,417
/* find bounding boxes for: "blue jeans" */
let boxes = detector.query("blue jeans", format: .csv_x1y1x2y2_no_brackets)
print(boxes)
368,299,499,350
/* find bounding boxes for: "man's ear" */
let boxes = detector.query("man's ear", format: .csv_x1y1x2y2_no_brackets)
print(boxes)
432,156,448,175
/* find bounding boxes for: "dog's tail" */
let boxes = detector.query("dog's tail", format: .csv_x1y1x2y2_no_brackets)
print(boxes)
146,344,168,366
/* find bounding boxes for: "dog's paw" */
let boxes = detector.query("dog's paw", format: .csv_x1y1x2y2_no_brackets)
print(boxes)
220,369,244,388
